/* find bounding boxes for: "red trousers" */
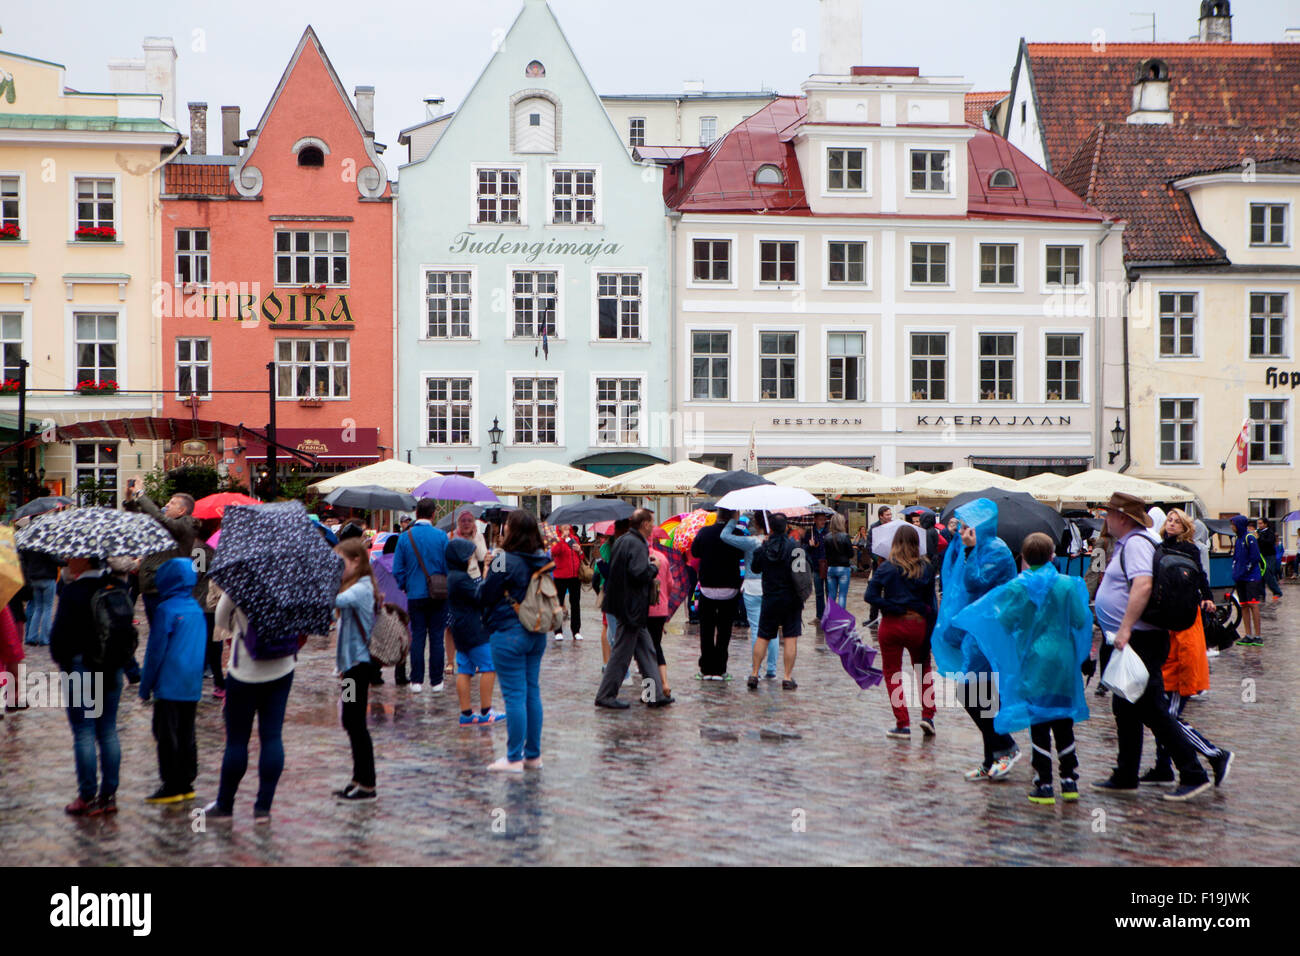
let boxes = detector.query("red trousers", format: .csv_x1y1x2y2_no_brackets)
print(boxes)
878,611,934,726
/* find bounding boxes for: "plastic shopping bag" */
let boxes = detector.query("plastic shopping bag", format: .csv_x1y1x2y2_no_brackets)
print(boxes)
1100,643,1149,703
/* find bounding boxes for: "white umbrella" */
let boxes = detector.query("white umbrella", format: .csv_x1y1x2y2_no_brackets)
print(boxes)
716,485,818,512
762,465,806,484
1053,470,1192,504
308,459,441,494
870,519,929,560
785,461,909,497
912,466,1023,499
611,459,722,495
479,459,616,494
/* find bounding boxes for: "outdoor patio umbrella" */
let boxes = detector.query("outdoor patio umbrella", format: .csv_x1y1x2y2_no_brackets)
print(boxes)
1051,470,1191,505
308,460,441,495
12,496,74,521
940,489,1069,553
544,497,636,527
912,467,1023,500
15,506,176,559
716,484,817,513
694,469,772,497
778,461,905,497
761,465,805,485
193,492,260,520
870,520,929,559
611,459,723,495
1017,472,1070,499
323,485,416,512
209,501,343,640
411,474,498,503
479,459,616,494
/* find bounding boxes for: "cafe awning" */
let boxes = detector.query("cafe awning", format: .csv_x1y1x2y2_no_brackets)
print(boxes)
244,426,380,464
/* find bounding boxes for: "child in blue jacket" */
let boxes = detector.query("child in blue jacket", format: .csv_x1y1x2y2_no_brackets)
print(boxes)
139,557,207,804
448,538,503,725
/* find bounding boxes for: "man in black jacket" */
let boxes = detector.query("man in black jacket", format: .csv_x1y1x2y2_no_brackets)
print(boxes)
690,507,742,680
748,514,806,690
864,506,892,626
595,509,673,709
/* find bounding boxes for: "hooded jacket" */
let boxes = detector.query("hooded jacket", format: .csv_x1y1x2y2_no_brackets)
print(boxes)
918,512,941,568
139,558,207,702
931,498,1017,679
1230,515,1261,582
600,529,658,628
1257,521,1279,566
479,547,554,634
447,537,488,651
49,568,108,672
751,529,801,605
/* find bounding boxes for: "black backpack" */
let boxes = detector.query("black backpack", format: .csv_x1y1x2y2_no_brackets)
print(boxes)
1119,536,1200,632
87,579,139,672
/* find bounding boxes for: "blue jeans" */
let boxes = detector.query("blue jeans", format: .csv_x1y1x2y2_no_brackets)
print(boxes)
745,590,778,677
26,579,56,645
217,671,294,812
65,658,123,801
826,566,851,610
490,621,546,763
407,598,447,685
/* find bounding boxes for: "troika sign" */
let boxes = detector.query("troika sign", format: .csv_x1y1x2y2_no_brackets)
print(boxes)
154,284,354,323
448,231,624,263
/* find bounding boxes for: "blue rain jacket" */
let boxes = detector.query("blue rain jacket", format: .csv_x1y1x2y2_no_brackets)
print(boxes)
139,558,207,702
931,498,1017,679
954,562,1092,734
1230,515,1261,582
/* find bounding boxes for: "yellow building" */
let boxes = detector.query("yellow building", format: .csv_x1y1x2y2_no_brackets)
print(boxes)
0,39,181,506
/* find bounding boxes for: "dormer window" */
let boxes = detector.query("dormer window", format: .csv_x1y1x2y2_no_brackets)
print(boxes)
755,164,784,186
989,168,1016,188
297,145,325,167
1138,58,1170,82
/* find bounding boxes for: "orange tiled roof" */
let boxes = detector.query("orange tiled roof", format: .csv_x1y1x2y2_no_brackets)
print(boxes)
164,162,234,196
964,91,1007,128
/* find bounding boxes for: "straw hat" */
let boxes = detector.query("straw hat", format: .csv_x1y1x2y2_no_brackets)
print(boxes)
1102,491,1152,527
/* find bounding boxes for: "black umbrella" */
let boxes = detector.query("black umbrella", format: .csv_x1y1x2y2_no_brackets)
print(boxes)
901,505,934,518
210,501,343,640
1202,518,1236,538
435,501,518,531
940,489,1069,554
544,497,635,527
323,485,416,511
13,496,75,520
694,470,773,497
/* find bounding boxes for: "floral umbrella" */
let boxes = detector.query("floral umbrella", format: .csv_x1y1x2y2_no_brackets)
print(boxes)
15,506,175,559
671,510,716,554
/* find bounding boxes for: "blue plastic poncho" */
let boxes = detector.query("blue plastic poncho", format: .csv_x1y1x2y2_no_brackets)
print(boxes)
953,563,1092,734
931,498,1017,679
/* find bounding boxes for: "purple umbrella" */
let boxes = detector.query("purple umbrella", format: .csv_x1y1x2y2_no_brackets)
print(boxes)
822,601,883,690
412,474,499,503
372,552,407,611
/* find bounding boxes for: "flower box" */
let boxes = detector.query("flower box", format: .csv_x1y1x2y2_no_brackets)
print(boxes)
75,379,119,395
0,224,20,241
299,284,327,295
0,379,20,394
297,397,325,408
74,226,116,242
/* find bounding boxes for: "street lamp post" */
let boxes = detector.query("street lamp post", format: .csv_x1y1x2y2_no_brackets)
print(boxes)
488,417,504,464
1107,417,1126,466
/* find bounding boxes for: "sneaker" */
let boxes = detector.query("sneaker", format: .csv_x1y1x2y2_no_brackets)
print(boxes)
1091,776,1139,793
919,717,936,737
1209,750,1233,787
963,765,992,782
573,633,584,641
1163,779,1212,802
202,800,233,819
91,794,117,816
475,709,506,725
1238,635,1261,647
1027,781,1055,805
781,679,798,691
747,675,759,690
212,688,226,700
1271,594,1282,602
1060,778,1079,801
430,682,445,692
1094,684,1109,697
1139,766,1175,786
253,808,272,824
337,785,377,801
65,796,96,816
181,790,196,800
410,683,424,693
595,698,630,709
721,673,734,682
1206,647,1220,658
694,672,706,681
459,712,477,726
987,748,1022,780
144,788,186,805
885,725,911,739
646,694,675,708
554,632,565,642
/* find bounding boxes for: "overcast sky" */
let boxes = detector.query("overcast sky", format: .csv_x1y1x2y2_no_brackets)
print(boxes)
4,0,1296,173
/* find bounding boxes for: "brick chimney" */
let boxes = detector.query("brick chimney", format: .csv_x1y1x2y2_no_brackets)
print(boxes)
188,102,207,155
221,105,240,156
1198,1,1232,42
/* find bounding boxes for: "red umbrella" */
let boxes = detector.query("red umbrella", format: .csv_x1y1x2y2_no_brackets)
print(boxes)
193,492,261,520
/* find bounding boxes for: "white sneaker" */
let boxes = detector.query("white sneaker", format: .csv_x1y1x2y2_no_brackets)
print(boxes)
1206,648,1220,658
410,683,423,693
573,633,583,642
430,682,445,692
554,632,565,642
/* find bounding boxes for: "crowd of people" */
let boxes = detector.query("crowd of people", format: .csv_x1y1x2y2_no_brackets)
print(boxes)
0,482,1283,818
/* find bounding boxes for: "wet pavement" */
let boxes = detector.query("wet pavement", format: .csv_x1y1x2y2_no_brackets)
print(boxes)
2,579,1298,866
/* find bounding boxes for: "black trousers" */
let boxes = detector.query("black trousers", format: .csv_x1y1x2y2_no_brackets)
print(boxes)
341,664,375,788
153,699,198,794
1112,630,1207,785
554,577,582,636
1030,718,1077,784
204,612,225,692
697,595,735,676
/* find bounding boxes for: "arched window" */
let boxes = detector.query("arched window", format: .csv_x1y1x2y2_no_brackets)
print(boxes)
988,168,1017,188
754,164,784,185
297,145,324,167
526,60,546,78
1138,58,1170,82
514,94,557,153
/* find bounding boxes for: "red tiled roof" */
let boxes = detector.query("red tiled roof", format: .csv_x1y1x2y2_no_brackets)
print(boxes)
164,162,234,196
965,91,1007,128
1057,122,1300,263
1022,42,1300,172
670,97,1105,222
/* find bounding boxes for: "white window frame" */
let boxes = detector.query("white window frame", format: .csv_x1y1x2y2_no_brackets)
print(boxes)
507,265,565,340
506,371,564,448
823,326,871,403
973,237,1023,292
67,306,125,389
904,145,955,198
822,144,872,197
1040,327,1088,404
685,325,735,403
1155,394,1202,467
469,162,526,227
1039,240,1088,293
590,372,648,448
903,236,955,292
175,336,212,399
273,228,350,288
274,338,351,400
752,327,803,403
590,266,648,342
905,326,954,403
687,233,738,290
420,265,478,341
74,441,120,507
699,115,718,147
822,235,872,290
752,235,804,291
1245,395,1291,466
972,328,1021,403
547,163,601,226
0,307,31,384
1154,288,1201,361
174,228,210,288
1244,289,1290,361
1247,199,1290,249
421,371,479,448
0,171,27,239
628,117,646,148
68,172,120,240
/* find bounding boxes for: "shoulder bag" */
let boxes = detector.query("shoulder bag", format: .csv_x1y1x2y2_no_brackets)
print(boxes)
407,530,449,600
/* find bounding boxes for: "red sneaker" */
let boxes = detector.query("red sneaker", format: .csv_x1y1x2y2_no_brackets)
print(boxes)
65,797,95,816
90,794,117,816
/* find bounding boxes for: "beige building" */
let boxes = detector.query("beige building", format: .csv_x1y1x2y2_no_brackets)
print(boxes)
0,39,182,506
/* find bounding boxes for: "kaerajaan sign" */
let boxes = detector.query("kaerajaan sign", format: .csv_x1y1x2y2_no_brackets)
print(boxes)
916,415,1072,427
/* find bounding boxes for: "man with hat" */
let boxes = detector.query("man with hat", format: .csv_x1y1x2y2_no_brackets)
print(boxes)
1090,492,1217,801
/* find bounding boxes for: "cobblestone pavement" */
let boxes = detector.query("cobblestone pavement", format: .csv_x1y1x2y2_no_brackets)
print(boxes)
2,579,1297,866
